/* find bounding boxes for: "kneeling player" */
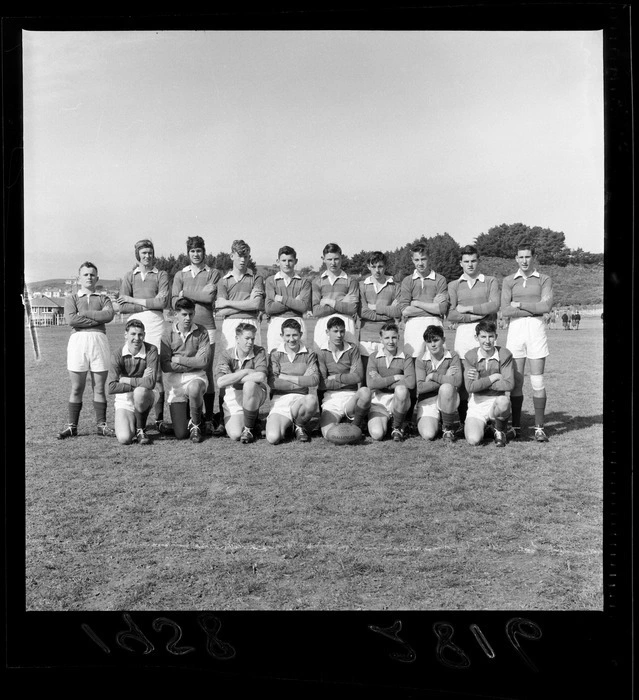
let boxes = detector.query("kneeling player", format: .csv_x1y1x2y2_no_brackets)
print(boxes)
266,319,319,444
366,323,415,442
160,298,211,443
318,316,371,438
108,319,159,445
415,325,462,442
215,323,268,443
463,321,514,447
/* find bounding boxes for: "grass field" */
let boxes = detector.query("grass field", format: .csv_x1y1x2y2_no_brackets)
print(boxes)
24,317,603,611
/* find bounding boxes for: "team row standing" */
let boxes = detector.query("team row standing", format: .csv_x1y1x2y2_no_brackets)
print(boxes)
56,239,553,444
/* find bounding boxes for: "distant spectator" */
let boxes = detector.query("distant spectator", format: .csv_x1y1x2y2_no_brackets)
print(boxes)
561,311,570,330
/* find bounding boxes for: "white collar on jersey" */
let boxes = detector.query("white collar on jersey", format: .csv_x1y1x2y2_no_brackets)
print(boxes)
477,348,500,362
320,270,348,281
274,271,301,281
363,275,394,286
223,268,254,280
182,264,211,274
460,272,485,284
122,343,147,359
276,342,308,354
77,288,100,297
421,348,452,363
412,269,436,281
514,269,540,280
374,348,406,360
133,266,159,275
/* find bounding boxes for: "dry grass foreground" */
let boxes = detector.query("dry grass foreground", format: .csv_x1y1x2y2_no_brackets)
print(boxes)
25,318,603,611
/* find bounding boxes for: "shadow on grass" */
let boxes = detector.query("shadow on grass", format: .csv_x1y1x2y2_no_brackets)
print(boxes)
522,411,603,440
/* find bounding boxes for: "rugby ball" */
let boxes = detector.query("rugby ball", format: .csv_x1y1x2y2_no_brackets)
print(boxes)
325,423,363,445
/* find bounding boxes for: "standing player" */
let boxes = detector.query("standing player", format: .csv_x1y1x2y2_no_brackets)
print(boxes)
311,243,360,351
171,236,220,430
107,319,159,445
264,245,312,351
216,239,265,350
358,251,402,376
463,320,514,447
317,316,371,438
398,243,449,358
160,298,211,443
415,325,463,442
574,308,581,330
215,323,269,443
561,309,570,330
501,243,553,442
446,245,500,424
265,318,319,444
114,239,169,430
57,261,115,439
366,323,415,442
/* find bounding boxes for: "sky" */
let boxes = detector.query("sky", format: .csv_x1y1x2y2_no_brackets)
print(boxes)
22,29,604,283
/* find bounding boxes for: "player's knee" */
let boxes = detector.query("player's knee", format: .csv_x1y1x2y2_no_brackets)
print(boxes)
530,374,545,391
438,383,455,400
358,386,371,402
395,385,409,401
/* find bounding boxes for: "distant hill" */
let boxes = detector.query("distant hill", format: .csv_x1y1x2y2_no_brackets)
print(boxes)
27,278,121,294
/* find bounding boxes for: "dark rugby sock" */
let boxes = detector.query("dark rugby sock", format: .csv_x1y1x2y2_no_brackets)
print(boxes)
511,395,524,427
243,408,259,430
392,409,407,430
441,411,460,431
93,401,107,424
352,404,369,429
68,401,82,426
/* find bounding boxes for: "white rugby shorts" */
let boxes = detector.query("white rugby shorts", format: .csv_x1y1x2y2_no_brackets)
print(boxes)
403,316,443,358
67,331,110,372
321,389,357,420
466,393,503,426
128,309,165,351
222,384,268,416
114,387,160,413
368,390,397,418
506,317,549,359
268,392,306,420
416,391,460,421
163,370,208,404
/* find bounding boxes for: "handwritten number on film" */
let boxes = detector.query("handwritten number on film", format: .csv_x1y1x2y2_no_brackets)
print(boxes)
369,617,541,671
82,613,236,659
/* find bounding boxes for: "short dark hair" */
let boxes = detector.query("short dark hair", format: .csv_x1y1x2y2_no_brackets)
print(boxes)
367,251,387,266
235,322,257,336
175,297,196,312
134,239,154,262
125,319,145,332
475,320,497,335
326,315,346,330
78,261,98,274
423,324,444,342
411,243,428,256
187,236,206,253
231,239,251,256
281,318,302,334
460,245,479,258
379,322,399,336
322,243,342,256
278,245,297,258
517,242,535,256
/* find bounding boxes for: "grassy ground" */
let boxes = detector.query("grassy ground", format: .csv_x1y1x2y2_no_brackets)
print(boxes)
24,317,603,611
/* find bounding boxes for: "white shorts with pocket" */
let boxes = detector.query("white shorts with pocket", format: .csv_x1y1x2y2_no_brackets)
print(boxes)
114,387,160,413
266,316,307,351
505,316,549,359
222,384,268,416
219,318,262,354
404,316,443,357
321,389,357,420
67,331,111,372
163,370,208,404
268,392,307,421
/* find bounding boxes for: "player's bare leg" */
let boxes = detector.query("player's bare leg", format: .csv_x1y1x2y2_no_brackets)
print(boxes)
509,357,526,439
